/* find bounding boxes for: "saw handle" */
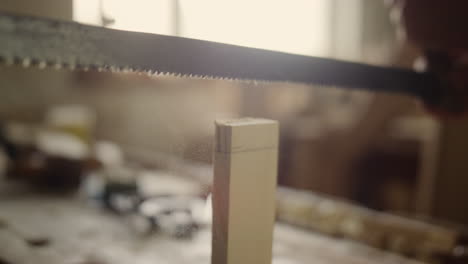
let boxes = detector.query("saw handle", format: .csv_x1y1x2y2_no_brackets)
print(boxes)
420,50,468,118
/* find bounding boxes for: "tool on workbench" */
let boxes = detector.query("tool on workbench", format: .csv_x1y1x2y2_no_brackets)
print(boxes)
0,12,464,114
0,107,92,191
276,186,468,263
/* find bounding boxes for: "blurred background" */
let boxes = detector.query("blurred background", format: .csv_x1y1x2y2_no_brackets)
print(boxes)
0,0,467,264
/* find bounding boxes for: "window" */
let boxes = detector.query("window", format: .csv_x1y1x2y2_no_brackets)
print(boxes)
73,0,333,56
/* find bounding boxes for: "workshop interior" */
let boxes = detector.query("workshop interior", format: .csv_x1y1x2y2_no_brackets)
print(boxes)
0,0,468,263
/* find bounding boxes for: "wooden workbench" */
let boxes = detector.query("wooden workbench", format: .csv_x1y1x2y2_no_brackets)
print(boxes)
0,183,424,264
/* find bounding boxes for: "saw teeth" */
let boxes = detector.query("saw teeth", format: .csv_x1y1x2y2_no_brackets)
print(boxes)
21,57,31,67
37,61,47,69
0,56,272,85
145,70,153,76
0,54,265,85
204,75,215,80
52,58,62,69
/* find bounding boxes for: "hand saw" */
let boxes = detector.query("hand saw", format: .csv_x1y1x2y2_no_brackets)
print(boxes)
0,12,454,112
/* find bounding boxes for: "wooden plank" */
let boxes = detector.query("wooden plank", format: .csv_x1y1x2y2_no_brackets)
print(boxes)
212,118,279,264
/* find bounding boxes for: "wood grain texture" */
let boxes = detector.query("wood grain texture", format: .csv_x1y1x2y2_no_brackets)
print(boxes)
212,118,279,264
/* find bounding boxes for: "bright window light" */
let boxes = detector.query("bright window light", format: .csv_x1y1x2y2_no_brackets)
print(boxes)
74,0,332,56
102,0,174,35
179,0,332,56
73,0,174,35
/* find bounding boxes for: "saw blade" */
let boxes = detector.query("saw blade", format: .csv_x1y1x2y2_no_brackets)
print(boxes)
0,12,438,100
